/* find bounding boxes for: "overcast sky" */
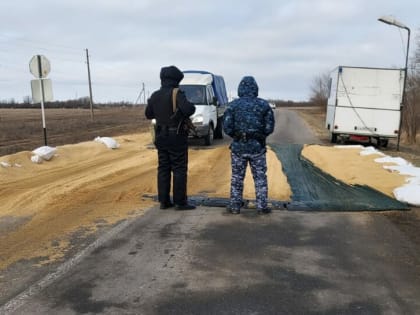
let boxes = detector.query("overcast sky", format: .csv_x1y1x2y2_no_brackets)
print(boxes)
0,0,419,103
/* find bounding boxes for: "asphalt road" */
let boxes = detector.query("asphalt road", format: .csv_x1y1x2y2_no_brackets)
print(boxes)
3,108,420,315
267,108,320,145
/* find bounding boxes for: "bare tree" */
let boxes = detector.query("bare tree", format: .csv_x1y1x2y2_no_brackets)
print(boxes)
309,71,330,109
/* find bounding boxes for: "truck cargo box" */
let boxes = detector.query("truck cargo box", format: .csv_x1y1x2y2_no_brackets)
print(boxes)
326,66,405,146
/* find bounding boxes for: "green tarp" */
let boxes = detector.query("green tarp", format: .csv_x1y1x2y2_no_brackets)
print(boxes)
270,144,409,211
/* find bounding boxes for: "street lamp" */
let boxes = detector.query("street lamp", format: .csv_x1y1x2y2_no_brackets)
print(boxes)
378,15,410,151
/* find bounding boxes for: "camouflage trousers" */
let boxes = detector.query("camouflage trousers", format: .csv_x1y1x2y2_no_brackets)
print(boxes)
230,151,268,210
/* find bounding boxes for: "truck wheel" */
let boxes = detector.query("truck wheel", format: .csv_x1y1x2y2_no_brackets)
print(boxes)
378,139,389,148
331,133,338,143
214,118,224,139
204,125,214,146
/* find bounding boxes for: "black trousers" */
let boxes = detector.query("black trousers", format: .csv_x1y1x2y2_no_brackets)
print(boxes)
155,131,188,205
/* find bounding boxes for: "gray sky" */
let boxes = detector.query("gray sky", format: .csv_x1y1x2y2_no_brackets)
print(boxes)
0,0,419,103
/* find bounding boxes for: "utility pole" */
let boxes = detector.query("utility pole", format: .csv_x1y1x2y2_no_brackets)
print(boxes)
134,82,146,105
143,82,146,104
86,48,94,120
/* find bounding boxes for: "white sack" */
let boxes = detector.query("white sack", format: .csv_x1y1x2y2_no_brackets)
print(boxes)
31,155,43,164
32,146,57,161
0,161,11,168
94,137,120,149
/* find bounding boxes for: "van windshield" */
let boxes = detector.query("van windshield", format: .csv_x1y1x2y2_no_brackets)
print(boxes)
180,85,207,105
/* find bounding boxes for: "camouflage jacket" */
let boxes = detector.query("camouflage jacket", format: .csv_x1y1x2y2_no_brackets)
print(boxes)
223,76,275,154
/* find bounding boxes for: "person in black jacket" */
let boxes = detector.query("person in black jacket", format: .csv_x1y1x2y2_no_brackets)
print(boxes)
145,65,196,210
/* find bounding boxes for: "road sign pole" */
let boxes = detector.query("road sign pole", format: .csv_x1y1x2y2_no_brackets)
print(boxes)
37,55,47,146
29,54,51,146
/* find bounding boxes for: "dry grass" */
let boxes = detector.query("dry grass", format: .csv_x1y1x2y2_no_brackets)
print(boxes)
0,107,149,156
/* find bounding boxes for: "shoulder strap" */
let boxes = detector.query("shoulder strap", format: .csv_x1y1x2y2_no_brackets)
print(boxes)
172,88,179,113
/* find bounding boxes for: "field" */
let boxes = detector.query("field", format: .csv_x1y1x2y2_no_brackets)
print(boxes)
0,107,149,156
2,106,420,165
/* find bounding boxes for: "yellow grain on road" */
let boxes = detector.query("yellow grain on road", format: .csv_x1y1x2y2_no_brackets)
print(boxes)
0,133,290,270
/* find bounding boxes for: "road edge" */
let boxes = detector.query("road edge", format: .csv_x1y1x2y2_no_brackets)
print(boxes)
0,214,141,314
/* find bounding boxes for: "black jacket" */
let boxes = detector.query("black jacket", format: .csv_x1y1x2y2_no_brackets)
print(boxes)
145,66,195,128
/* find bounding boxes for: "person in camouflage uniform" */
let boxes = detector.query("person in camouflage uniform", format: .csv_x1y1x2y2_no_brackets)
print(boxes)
223,76,275,214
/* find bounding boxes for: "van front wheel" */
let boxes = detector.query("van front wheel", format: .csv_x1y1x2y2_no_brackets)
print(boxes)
204,125,214,146
214,118,224,139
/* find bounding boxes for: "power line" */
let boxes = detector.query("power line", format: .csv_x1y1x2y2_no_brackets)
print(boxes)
0,35,82,53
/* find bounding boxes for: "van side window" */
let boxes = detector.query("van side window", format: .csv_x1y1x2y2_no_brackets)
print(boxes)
207,86,214,105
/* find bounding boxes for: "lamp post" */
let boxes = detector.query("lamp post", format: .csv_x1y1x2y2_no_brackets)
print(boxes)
378,15,410,151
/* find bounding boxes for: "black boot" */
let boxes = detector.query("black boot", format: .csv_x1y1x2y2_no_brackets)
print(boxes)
175,204,196,210
160,202,174,209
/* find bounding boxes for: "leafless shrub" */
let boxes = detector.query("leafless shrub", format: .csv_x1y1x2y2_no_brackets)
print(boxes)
309,72,330,109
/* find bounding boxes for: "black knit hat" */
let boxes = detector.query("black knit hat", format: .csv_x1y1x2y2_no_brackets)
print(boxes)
160,65,184,83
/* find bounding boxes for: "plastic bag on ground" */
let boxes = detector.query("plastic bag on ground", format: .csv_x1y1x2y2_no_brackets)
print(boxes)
31,155,43,164
94,137,120,149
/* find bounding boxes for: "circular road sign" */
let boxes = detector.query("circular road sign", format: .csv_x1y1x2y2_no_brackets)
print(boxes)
29,55,51,78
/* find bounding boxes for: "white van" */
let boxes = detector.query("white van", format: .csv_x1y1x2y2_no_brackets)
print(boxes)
179,71,228,145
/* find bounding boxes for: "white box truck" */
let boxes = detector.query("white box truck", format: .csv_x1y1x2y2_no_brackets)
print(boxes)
326,66,405,147
179,70,228,145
